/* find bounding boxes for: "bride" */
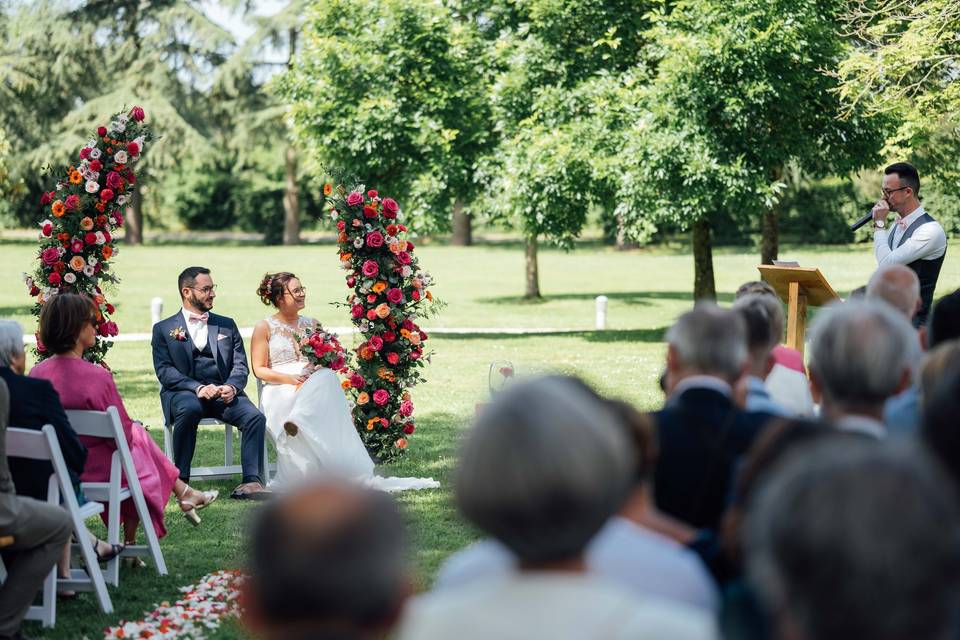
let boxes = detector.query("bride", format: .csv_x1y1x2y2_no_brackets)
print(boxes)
250,272,438,491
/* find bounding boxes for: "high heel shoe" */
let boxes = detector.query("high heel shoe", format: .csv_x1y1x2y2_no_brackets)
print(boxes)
177,485,219,527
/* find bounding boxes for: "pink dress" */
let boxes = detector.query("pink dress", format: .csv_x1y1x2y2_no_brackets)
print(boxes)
30,356,179,538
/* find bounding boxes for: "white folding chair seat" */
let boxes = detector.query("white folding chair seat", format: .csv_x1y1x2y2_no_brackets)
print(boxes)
67,407,167,586
2,425,114,625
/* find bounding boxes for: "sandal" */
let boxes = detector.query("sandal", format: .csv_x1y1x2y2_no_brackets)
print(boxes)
94,540,125,563
177,485,219,526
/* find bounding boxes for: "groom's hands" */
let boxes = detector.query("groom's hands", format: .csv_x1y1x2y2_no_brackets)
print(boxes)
197,384,221,401
218,385,237,404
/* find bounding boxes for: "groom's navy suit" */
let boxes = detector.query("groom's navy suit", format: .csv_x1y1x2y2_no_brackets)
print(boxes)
151,311,266,483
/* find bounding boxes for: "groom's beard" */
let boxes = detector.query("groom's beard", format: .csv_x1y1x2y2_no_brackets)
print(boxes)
188,292,213,313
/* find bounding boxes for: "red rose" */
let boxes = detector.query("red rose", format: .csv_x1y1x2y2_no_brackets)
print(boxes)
383,331,396,343
363,205,378,219
369,336,383,351
402,319,415,331
127,142,140,156
96,215,108,227
351,304,364,319
106,303,115,314
100,188,114,201
410,349,421,361
336,220,346,231
366,294,377,304
90,159,103,172
412,290,421,301
41,223,52,237
366,310,377,321
40,191,54,206
130,106,145,122
350,374,366,389
97,126,107,136
48,272,61,285
106,171,123,189
372,389,390,406
419,330,428,341
386,224,398,236
29,285,40,296
126,172,136,184
346,276,356,288
102,230,111,243
79,147,91,160
85,232,97,245
386,352,400,365
367,189,378,198
407,241,415,251
112,211,124,226
382,198,399,217
64,194,80,210
53,261,64,273
403,423,415,435
365,231,384,248
386,288,404,304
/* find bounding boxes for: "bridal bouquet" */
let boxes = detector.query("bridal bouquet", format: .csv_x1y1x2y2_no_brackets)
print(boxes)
24,105,153,366
298,327,349,373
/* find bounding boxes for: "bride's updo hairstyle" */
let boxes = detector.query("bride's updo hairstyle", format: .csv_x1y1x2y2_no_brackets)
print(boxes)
257,272,297,308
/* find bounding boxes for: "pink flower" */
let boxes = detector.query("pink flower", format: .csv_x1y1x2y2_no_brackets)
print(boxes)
79,147,91,160
106,171,123,189
112,211,124,226
411,290,422,301
386,288,404,304
351,304,364,319
48,272,62,286
409,349,421,361
382,198,399,217
402,318,415,331
366,294,377,304
397,251,412,265
365,231,384,248
350,374,366,389
362,260,379,277
369,336,384,351
336,220,346,231
64,194,80,210
400,400,414,417
40,191,54,206
127,142,140,156
366,309,377,321
130,106,145,122
41,247,60,265
71,239,84,253
346,276,356,287
100,188,114,201
85,232,97,245
373,389,390,406
367,189,378,198
346,191,364,206
97,126,107,137
387,352,400,365
90,159,103,172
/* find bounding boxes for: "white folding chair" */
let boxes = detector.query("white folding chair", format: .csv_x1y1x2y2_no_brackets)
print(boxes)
2,425,113,624
66,407,167,585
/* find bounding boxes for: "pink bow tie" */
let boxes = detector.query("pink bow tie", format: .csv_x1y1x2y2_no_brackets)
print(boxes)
188,313,209,324
896,218,908,230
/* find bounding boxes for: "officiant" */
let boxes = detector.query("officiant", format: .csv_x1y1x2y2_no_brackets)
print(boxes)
871,162,948,327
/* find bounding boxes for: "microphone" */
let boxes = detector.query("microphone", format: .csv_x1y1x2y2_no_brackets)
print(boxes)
849,210,875,232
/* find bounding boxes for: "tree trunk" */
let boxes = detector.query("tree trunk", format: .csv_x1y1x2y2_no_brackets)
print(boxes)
524,234,541,299
761,166,783,264
125,182,143,245
282,145,300,246
615,211,638,250
451,198,472,246
692,218,716,300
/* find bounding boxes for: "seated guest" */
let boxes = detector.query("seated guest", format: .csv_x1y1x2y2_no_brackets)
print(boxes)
927,288,960,348
29,293,217,549
808,300,917,437
244,482,410,640
745,440,960,640
398,376,716,640
0,378,73,640
654,304,774,529
435,395,720,613
920,355,960,494
732,295,791,417
735,281,813,416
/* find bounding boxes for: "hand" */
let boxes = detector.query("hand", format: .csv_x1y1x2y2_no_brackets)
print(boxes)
872,199,890,222
219,385,237,404
198,385,220,400
286,374,308,385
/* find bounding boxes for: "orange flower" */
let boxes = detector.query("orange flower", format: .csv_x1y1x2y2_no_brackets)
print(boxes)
372,281,387,293
101,245,113,259
389,242,402,255
94,295,105,305
395,438,408,450
400,329,412,339
425,290,433,301
69,256,86,271
340,252,352,262
359,346,374,360
341,379,351,390
69,170,83,185
337,232,348,243
80,217,94,231
323,183,333,196
366,418,378,431
402,392,411,402
375,303,391,319
357,392,370,405
51,200,65,217
409,333,421,346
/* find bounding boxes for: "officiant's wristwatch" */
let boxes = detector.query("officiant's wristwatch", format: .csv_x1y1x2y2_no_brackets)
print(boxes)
873,219,885,230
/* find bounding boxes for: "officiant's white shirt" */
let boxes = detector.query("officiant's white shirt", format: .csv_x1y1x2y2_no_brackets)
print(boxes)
874,206,947,266
180,307,208,348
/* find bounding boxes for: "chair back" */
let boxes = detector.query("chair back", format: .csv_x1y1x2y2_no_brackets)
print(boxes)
5,427,53,462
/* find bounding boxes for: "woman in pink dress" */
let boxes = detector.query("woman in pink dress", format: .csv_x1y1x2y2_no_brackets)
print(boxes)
30,293,218,548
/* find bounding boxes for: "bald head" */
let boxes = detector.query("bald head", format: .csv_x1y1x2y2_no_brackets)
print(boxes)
867,265,921,321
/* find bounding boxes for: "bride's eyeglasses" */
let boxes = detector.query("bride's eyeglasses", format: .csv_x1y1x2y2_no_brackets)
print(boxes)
286,286,307,297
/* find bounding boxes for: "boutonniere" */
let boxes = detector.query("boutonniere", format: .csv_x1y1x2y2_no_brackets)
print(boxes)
170,326,187,342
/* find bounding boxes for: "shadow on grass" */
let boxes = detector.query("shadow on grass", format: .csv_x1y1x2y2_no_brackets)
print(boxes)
430,328,667,343
0,304,33,316
478,291,735,306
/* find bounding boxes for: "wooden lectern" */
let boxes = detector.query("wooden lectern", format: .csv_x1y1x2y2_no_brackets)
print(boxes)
757,265,840,360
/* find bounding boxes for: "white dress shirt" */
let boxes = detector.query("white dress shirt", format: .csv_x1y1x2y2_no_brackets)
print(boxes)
874,206,947,267
181,307,209,349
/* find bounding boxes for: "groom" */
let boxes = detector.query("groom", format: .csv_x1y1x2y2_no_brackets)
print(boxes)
151,266,269,500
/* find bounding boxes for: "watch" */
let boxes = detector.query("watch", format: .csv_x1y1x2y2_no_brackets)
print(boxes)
874,219,885,230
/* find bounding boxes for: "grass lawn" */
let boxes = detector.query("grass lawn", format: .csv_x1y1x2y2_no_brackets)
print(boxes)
1,238,957,639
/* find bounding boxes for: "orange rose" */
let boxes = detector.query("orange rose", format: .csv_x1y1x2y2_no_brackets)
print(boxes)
94,295,105,305
338,232,348,243
80,217,94,231
359,346,374,360
357,392,370,405
51,200,65,217
340,252,352,262
375,303,391,319
389,242,402,255
101,245,113,259
395,438,408,450
323,183,333,196
372,281,387,293
69,256,86,271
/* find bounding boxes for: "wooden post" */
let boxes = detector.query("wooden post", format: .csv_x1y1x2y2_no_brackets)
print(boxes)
786,281,808,359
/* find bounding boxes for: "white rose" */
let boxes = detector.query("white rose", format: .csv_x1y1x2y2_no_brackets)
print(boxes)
117,195,127,206
82,265,95,277
57,246,66,256
85,181,99,194
331,210,338,219
353,238,364,249
56,183,63,190
112,122,125,133
87,255,98,266
63,273,77,284
95,231,106,245
118,114,129,124
401,266,412,277
114,151,128,164
89,148,101,160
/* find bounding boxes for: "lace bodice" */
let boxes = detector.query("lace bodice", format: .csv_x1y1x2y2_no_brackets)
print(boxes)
265,315,318,368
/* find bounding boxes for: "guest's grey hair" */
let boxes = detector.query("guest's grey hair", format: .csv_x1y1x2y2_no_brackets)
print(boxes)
746,440,960,640
867,264,921,320
0,320,24,368
808,299,919,410
455,376,633,564
666,303,748,380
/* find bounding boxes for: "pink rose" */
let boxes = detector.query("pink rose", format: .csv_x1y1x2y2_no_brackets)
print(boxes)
366,310,377,321
41,247,60,265
346,191,364,207
400,400,414,417
346,276,356,287
351,304,364,318
387,352,400,365
386,288,404,304
367,189,378,198
106,171,123,189
366,294,377,304
336,220,346,231
369,336,384,351
366,231,384,248
64,194,80,210
40,191,54,206
126,142,140,156
382,198,399,218
350,374,366,389
362,260,379,277
100,188,114,201
409,349,421,361
130,106,145,122
402,319,415,331
112,211,124,226
71,239,84,253
397,251,411,265
373,389,390,406
79,147,91,160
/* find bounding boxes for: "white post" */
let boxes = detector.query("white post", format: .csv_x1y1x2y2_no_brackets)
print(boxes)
595,295,608,330
150,297,164,326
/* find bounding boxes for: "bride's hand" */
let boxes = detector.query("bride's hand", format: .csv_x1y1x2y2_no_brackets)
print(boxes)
286,374,308,385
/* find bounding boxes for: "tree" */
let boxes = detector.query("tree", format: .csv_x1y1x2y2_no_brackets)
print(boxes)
618,0,885,298
277,0,494,239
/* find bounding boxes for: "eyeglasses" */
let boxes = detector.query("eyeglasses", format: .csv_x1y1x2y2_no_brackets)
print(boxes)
190,285,217,294
286,287,307,297
882,186,910,197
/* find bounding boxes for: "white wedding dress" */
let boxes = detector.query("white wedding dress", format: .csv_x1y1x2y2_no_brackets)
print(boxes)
259,316,439,492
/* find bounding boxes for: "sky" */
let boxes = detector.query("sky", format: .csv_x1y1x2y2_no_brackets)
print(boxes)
200,0,291,44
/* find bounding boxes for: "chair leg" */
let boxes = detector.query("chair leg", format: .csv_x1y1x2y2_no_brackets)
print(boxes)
105,489,121,587
67,513,113,614
163,424,174,461
40,564,57,627
224,423,234,467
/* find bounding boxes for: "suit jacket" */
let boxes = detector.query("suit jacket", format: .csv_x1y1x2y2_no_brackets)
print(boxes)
0,366,87,501
652,387,774,530
151,311,250,423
